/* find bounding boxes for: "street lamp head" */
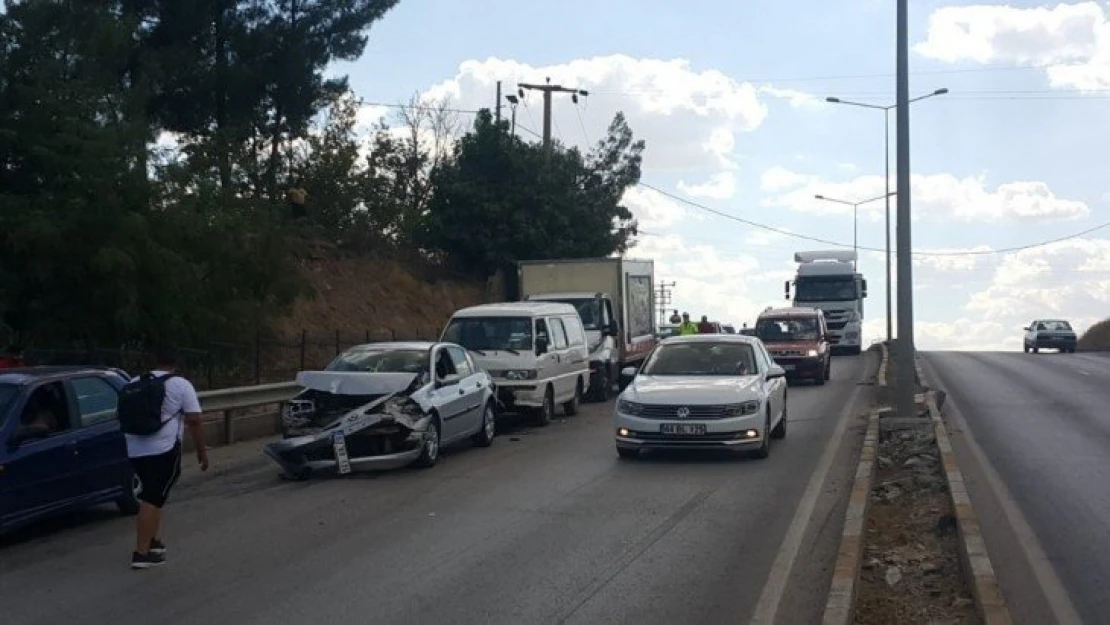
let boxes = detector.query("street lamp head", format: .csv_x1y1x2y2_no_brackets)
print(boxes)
814,194,826,200
934,88,949,95
825,97,841,103
505,94,519,104
578,89,589,96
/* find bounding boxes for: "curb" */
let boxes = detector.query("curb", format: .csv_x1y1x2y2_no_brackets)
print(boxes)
924,389,1013,624
877,342,889,387
821,409,880,625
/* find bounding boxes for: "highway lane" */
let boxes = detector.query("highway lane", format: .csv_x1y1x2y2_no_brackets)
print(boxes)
2,354,873,625
924,350,1110,623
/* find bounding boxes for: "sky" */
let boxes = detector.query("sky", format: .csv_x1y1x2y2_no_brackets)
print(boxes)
332,0,1110,351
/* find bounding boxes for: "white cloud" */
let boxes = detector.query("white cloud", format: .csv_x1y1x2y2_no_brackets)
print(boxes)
757,85,822,109
623,187,690,230
676,171,737,200
761,167,1090,222
420,55,771,174
915,2,1110,91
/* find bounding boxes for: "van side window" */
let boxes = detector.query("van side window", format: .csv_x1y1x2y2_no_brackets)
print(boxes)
535,319,549,343
562,315,585,346
549,318,569,349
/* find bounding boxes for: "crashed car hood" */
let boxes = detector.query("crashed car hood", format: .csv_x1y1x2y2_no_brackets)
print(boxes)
295,371,421,396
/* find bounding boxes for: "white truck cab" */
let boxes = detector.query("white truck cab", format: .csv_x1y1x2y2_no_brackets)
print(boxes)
784,250,867,355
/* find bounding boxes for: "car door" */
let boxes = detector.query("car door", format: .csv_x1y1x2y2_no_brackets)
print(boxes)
0,381,86,527
446,346,484,435
429,346,470,442
546,317,572,401
756,342,785,420
534,318,559,392
66,375,129,501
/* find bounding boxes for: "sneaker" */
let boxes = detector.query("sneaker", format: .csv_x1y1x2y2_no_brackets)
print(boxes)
149,538,166,555
131,551,165,569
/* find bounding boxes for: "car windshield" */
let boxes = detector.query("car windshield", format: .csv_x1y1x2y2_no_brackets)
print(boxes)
442,317,534,351
1037,320,1072,331
641,341,757,376
325,348,429,373
795,277,858,302
756,317,820,341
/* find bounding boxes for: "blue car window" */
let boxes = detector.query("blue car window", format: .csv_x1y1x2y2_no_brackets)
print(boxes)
71,377,120,427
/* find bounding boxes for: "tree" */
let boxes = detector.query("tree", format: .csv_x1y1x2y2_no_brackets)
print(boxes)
418,109,643,277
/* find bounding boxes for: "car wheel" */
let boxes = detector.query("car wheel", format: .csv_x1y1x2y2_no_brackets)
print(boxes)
825,358,832,381
771,399,787,440
617,446,639,460
1032,346,1039,354
534,387,554,427
1023,342,1029,353
564,379,582,416
471,402,496,447
116,470,141,515
752,411,772,459
413,418,441,468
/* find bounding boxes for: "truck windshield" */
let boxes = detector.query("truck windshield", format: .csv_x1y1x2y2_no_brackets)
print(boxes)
546,298,599,330
756,318,820,341
442,317,534,352
795,278,858,302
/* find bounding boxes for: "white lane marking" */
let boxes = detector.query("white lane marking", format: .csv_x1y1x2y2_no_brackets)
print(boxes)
921,356,1083,625
749,372,863,624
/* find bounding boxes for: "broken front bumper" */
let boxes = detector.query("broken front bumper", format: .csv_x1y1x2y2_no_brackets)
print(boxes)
264,425,430,477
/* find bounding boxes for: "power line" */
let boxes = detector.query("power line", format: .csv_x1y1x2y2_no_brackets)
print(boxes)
636,182,1110,257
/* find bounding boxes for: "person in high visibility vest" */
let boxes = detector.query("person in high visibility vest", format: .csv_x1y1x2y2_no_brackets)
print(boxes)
678,312,699,335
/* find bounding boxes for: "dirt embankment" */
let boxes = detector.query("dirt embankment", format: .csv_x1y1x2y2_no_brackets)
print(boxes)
1078,318,1110,351
273,255,497,343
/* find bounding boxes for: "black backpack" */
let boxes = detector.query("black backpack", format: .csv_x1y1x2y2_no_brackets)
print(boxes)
118,372,179,435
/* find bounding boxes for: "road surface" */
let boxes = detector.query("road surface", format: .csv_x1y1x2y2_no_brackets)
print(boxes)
923,350,1110,624
2,354,874,625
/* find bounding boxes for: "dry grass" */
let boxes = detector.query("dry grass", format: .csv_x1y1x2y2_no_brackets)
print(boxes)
1078,318,1110,351
274,256,493,344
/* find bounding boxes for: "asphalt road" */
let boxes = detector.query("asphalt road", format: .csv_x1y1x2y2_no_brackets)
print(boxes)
923,350,1110,623
1,355,874,625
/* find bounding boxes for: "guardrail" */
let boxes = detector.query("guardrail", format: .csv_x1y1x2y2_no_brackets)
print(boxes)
196,381,302,446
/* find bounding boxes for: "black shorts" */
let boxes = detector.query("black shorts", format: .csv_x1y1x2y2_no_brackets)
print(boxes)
130,442,182,508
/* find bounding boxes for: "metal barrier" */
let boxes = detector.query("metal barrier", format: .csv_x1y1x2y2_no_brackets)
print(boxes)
197,381,301,445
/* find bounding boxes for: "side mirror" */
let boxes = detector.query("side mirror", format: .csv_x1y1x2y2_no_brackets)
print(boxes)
767,365,787,379
1023,326,1031,331
535,336,549,355
9,424,50,448
784,280,791,300
604,324,619,338
436,373,461,388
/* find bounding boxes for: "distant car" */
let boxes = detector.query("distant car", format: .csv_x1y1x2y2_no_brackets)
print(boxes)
721,324,737,334
755,306,832,385
265,341,497,479
1023,319,1078,353
613,334,788,460
656,324,680,340
739,327,757,337
0,366,139,533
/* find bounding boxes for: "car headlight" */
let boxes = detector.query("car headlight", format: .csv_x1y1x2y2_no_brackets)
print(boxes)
501,369,538,381
617,399,645,415
724,400,761,417
807,349,818,357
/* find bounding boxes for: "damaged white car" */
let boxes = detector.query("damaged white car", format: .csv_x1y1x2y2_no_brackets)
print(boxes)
264,341,498,479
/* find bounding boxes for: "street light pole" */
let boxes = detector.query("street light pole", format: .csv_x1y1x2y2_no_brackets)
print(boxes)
824,88,947,344
895,0,914,420
813,192,892,270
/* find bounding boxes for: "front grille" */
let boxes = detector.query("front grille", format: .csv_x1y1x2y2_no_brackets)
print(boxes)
771,349,806,357
637,404,734,420
827,321,847,330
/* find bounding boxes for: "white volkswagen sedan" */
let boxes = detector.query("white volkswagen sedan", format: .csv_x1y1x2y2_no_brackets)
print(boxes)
613,334,788,460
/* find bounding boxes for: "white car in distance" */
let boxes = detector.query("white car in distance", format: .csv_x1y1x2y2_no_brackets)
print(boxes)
613,334,788,460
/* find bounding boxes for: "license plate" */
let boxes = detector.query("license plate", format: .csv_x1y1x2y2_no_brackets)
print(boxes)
332,431,352,475
661,423,706,435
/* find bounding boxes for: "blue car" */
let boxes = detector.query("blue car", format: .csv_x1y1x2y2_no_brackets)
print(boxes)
0,366,140,534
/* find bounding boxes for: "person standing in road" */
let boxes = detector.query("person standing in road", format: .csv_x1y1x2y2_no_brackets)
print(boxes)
678,313,699,335
119,346,209,569
697,315,716,334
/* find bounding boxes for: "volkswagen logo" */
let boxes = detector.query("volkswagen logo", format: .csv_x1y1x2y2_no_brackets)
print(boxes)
675,406,690,419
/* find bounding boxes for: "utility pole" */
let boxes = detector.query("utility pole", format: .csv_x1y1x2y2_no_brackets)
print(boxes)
517,77,588,150
895,0,916,420
656,281,676,325
495,81,502,124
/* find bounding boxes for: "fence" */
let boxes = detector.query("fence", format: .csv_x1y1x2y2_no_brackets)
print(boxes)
18,329,437,391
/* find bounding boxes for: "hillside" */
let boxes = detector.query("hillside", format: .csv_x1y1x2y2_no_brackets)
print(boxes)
1078,318,1110,351
274,255,499,344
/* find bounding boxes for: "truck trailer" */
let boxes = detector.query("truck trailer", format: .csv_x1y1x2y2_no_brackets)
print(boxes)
518,258,657,401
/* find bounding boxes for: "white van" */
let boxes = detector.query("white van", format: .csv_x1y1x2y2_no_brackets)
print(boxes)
440,302,590,426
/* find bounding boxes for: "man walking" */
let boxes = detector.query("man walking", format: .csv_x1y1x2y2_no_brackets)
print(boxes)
678,313,699,335
118,346,209,569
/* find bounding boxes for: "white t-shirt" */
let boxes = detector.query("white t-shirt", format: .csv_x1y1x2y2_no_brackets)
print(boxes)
124,370,202,458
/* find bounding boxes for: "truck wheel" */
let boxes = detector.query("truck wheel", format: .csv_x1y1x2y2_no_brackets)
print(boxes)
592,369,610,402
